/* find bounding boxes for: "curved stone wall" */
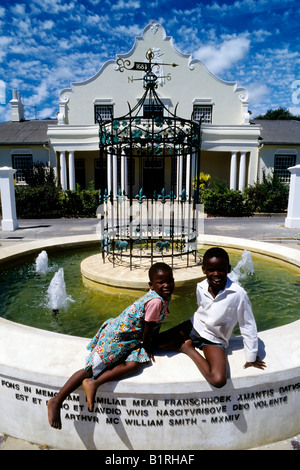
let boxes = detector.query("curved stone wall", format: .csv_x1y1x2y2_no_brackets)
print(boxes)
0,235,299,450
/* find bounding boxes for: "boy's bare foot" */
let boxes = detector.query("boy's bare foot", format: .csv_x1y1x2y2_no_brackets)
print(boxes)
179,339,194,354
47,397,62,429
83,378,97,411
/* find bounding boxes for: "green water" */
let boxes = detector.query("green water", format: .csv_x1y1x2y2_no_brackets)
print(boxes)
0,247,299,338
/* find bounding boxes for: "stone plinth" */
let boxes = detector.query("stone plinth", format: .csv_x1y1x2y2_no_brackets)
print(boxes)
0,167,18,231
81,253,203,294
285,164,300,228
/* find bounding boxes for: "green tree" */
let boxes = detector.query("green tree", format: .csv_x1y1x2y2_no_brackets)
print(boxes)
254,107,300,121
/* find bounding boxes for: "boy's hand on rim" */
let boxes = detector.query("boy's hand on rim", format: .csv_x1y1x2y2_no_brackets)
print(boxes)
243,357,266,370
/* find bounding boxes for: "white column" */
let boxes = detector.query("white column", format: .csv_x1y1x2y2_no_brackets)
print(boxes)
124,153,128,196
0,167,19,231
113,154,118,198
68,151,75,191
238,152,246,191
285,164,300,228
121,149,126,196
107,154,112,196
177,154,183,198
230,151,237,190
191,153,196,181
60,151,67,192
185,154,191,197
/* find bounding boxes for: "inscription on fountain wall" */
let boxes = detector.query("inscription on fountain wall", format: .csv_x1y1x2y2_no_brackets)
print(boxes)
1,376,299,428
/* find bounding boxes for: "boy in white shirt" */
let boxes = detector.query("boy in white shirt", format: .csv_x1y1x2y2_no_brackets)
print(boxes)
157,247,266,388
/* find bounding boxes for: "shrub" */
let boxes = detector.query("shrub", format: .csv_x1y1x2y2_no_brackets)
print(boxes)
15,184,63,218
60,190,82,217
201,187,253,217
244,172,289,213
22,161,57,187
15,185,100,219
60,189,99,217
192,172,211,189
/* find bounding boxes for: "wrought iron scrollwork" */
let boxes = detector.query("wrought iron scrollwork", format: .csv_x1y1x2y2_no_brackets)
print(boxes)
99,48,202,270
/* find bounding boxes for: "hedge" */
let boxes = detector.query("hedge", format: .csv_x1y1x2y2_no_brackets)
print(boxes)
15,185,100,218
201,188,253,217
11,172,289,219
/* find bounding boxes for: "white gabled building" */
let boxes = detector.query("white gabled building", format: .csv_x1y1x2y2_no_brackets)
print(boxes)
47,20,260,194
1,21,299,194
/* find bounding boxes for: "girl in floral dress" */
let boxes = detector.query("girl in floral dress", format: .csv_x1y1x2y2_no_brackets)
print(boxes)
48,262,174,429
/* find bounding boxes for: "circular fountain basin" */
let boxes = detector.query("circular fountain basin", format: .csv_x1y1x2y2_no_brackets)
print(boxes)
0,234,299,450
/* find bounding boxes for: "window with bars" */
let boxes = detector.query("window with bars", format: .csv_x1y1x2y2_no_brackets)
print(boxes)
95,105,113,124
143,104,164,118
274,155,296,183
12,154,33,182
193,105,212,124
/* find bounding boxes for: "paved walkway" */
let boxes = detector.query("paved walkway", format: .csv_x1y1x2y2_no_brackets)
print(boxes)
1,215,300,450
0,215,300,247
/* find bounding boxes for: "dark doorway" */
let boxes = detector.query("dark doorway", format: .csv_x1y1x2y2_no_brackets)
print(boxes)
143,158,164,197
94,158,107,190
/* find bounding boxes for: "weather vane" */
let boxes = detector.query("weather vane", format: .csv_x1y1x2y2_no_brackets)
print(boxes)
116,49,178,87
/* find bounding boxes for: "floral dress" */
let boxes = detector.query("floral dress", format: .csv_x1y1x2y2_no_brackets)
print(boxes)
85,289,169,377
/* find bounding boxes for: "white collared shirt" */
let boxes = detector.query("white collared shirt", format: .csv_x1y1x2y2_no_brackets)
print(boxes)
191,278,258,362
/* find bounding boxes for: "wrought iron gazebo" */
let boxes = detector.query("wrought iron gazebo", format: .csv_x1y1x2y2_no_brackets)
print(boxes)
97,50,203,269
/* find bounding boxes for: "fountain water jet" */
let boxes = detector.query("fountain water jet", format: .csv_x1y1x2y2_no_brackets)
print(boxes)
228,249,254,284
35,250,49,274
46,267,74,315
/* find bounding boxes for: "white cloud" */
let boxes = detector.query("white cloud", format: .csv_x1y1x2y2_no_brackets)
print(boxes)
252,29,272,43
37,106,57,119
42,20,55,30
26,80,49,107
247,82,270,104
111,0,140,10
10,3,27,16
0,103,10,122
193,35,250,75
289,105,300,116
0,36,12,62
114,24,142,38
30,0,75,14
0,35,12,47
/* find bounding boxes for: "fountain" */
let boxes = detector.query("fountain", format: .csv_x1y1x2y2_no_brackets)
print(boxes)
1,247,299,337
228,249,254,284
46,268,74,315
35,250,49,274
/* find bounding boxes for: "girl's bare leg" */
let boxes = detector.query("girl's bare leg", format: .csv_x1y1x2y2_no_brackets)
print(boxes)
83,361,141,411
180,340,227,388
47,368,91,429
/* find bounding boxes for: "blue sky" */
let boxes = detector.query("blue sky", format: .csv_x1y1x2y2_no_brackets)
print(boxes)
0,0,299,122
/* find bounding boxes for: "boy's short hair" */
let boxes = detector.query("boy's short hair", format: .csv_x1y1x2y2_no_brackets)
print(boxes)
203,247,230,267
149,262,172,281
